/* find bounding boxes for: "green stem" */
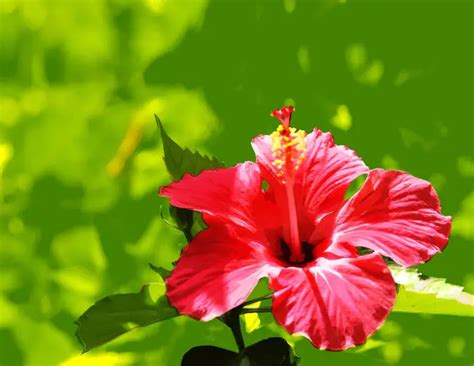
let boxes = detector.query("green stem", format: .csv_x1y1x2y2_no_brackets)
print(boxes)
219,295,273,350
240,307,272,314
221,310,245,352
183,227,193,243
229,317,245,352
239,294,272,308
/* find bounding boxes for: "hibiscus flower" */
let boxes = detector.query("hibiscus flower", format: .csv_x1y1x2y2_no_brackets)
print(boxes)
160,106,451,350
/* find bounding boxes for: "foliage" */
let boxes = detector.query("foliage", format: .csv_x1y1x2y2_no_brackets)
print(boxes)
156,115,224,181
73,117,474,362
76,282,177,352
1,0,473,365
391,266,474,317
156,115,223,238
182,338,298,366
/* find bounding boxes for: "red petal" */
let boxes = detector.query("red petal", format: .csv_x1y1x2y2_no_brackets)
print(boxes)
160,162,277,232
251,134,280,181
251,129,368,223
299,129,369,222
166,226,276,321
270,253,395,350
335,169,452,267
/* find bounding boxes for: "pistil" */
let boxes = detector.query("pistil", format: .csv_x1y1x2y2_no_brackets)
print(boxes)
285,176,303,262
270,106,307,263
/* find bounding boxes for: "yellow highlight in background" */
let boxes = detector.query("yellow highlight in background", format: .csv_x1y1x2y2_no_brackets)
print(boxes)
243,301,261,333
60,352,135,366
331,105,352,131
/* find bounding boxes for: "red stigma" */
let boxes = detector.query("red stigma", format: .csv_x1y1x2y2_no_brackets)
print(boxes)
271,106,295,130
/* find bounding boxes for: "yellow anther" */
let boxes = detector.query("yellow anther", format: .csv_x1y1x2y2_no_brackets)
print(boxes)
270,124,307,180
283,139,300,148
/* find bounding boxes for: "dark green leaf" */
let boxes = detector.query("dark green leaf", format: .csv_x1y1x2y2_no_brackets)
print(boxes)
191,211,208,236
149,263,172,279
181,338,298,366
156,115,224,181
181,346,238,366
244,337,299,366
156,115,223,241
75,283,177,352
169,205,194,233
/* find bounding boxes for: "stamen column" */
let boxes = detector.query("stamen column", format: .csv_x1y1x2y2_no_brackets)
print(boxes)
270,106,307,263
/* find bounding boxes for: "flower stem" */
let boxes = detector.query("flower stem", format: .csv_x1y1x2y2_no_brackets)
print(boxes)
220,309,245,352
229,318,245,352
240,307,272,314
239,294,272,308
220,295,272,352
183,227,193,243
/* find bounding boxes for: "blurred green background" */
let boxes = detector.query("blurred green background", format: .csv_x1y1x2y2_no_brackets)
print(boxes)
1,0,473,365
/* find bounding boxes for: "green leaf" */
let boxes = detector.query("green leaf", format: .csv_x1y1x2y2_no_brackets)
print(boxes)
390,265,474,317
181,338,298,366
156,115,223,241
75,283,177,352
181,346,236,366
156,115,224,181
168,205,194,235
350,339,388,353
149,263,172,279
155,115,224,242
244,338,299,365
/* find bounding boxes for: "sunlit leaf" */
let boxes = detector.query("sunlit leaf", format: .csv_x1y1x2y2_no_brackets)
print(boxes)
390,265,474,317
0,296,19,327
0,142,13,169
59,352,135,366
129,148,168,199
14,318,74,366
350,339,387,353
75,283,178,352
52,226,106,273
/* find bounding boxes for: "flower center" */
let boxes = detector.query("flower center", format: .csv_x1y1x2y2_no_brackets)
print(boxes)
270,106,307,263
279,239,315,266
